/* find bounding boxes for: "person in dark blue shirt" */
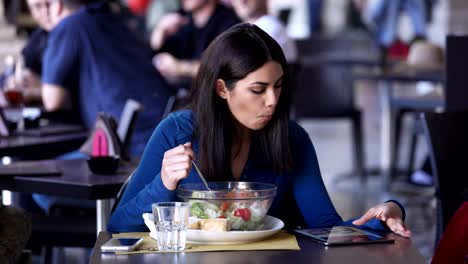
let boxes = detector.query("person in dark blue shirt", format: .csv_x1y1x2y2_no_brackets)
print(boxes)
109,23,412,238
42,0,174,156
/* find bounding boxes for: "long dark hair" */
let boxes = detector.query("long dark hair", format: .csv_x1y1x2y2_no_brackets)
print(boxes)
191,23,293,181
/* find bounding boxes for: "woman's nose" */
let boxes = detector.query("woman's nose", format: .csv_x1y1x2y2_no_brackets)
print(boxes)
265,88,279,107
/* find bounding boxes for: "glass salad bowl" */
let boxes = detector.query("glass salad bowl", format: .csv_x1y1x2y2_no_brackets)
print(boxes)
176,182,277,231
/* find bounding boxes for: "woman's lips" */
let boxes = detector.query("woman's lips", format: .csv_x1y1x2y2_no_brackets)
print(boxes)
259,115,273,121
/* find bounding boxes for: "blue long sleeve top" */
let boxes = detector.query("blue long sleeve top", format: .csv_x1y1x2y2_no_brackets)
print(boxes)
108,110,404,232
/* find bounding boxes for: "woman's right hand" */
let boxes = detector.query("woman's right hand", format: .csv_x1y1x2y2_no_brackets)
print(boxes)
161,142,194,190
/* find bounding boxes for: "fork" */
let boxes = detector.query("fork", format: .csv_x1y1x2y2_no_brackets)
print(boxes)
191,160,212,191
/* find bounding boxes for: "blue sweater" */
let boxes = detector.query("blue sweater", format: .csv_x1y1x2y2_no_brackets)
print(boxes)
108,110,402,232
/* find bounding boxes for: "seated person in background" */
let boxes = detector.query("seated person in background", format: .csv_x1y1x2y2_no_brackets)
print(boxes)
0,0,52,106
231,0,297,62
145,0,179,35
355,0,427,63
42,0,174,156
109,23,412,238
150,0,240,82
410,157,433,186
32,0,175,214
21,0,53,103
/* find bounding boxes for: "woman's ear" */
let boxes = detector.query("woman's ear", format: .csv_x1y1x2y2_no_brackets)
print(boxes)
215,79,228,99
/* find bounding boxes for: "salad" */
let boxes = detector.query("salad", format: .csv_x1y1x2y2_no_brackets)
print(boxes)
188,199,270,231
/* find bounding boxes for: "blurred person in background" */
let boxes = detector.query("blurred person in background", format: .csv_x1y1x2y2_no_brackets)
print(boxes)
34,0,175,213
308,0,322,34
150,0,240,82
231,0,297,62
41,0,173,156
0,0,53,106
22,0,53,93
354,0,427,63
145,0,179,35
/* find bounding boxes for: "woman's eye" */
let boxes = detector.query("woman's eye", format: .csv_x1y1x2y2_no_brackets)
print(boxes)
251,89,265,94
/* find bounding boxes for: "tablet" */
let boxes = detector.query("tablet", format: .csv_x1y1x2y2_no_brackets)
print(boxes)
295,226,394,246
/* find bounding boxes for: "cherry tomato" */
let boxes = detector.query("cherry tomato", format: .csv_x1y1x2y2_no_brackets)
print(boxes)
234,208,251,221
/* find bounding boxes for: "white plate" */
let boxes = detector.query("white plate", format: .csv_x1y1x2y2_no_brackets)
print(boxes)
142,214,284,245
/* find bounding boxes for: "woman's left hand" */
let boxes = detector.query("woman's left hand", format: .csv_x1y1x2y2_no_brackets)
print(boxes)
352,202,412,237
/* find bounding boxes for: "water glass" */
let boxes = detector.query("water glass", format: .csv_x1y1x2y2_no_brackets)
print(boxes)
152,202,189,251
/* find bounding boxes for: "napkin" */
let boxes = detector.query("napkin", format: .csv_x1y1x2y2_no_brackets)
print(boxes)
112,231,300,254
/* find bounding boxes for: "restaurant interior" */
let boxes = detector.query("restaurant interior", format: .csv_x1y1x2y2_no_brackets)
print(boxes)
0,0,466,263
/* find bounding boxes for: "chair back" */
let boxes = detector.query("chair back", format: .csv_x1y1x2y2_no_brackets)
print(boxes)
445,35,468,112
422,111,468,236
117,99,143,153
294,37,351,118
293,35,372,119
110,170,135,214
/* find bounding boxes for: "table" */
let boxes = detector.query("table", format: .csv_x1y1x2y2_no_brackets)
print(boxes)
0,129,87,159
0,159,136,233
89,232,426,264
354,66,444,187
302,51,382,67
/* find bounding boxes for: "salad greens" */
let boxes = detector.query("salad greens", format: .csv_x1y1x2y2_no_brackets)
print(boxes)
188,200,269,231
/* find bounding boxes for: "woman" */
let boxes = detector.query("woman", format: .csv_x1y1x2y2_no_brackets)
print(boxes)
108,23,411,238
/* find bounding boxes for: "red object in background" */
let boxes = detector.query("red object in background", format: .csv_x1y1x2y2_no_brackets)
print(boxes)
4,90,23,106
431,202,468,264
387,39,410,60
127,0,151,16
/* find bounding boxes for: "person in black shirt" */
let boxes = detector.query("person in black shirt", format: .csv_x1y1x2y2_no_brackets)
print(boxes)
22,29,48,77
150,0,240,81
18,0,53,104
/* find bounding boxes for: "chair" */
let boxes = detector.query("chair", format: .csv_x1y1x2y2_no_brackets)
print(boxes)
431,202,468,264
422,111,468,244
392,35,468,182
117,99,143,157
293,35,367,182
110,170,134,214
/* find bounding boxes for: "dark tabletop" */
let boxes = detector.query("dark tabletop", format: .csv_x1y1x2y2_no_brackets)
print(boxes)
302,51,382,67
0,159,135,199
0,130,87,159
90,232,426,264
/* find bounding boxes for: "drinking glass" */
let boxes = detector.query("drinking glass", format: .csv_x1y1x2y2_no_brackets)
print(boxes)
3,56,23,106
3,55,25,131
152,202,189,251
